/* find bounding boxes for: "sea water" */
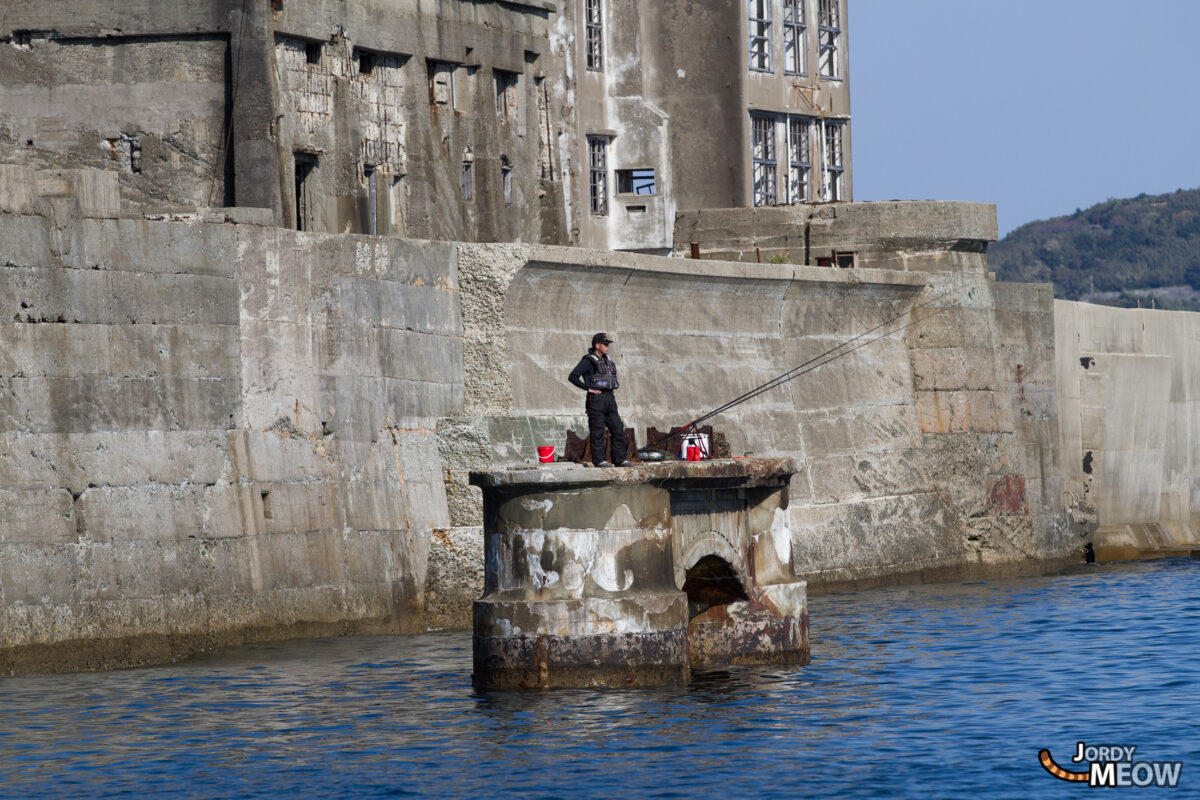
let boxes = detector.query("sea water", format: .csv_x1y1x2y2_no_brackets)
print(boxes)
1,558,1196,798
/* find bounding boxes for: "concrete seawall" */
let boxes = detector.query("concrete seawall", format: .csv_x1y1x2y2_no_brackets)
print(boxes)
1055,301,1200,559
1,175,458,671
2,181,1183,673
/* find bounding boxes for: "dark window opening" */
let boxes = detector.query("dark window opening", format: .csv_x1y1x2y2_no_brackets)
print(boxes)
495,69,518,118
683,555,748,620
500,155,513,206
294,153,318,231
13,30,33,47
364,164,378,235
461,154,474,202
260,490,273,520
834,251,856,268
305,41,322,65
357,49,376,74
616,168,656,195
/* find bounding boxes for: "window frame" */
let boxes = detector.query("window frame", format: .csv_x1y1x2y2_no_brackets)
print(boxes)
818,0,841,80
748,0,773,73
783,0,807,76
494,69,518,119
751,113,778,207
821,119,846,202
586,0,604,71
461,153,474,202
500,156,513,206
787,116,814,204
616,168,657,196
587,135,609,215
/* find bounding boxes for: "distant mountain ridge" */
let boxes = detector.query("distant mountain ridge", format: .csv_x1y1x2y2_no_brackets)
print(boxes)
989,188,1200,310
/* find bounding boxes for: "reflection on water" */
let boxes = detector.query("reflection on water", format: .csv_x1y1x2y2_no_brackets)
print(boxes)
2,559,1197,799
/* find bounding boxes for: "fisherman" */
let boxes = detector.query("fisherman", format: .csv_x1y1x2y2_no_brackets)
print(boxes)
568,332,632,467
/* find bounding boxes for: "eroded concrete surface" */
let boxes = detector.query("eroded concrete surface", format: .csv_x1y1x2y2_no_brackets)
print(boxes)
471,459,809,688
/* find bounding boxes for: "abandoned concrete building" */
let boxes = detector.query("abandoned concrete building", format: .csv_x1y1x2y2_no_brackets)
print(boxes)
0,0,851,252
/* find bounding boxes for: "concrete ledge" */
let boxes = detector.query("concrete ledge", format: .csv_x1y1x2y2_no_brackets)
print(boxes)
471,457,800,489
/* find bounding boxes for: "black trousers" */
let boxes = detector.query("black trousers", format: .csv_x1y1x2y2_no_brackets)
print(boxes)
587,391,627,464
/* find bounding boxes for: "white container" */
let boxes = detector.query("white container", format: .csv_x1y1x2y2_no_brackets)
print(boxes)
680,432,709,460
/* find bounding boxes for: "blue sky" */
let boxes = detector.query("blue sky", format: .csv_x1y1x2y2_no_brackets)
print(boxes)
850,0,1200,236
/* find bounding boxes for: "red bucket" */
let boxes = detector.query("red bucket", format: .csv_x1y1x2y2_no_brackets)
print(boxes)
686,445,700,461
537,446,555,463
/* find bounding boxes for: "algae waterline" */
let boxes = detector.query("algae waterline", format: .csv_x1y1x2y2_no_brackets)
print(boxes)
0,558,1193,798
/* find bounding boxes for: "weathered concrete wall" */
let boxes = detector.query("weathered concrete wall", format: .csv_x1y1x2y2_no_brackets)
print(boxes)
0,1,564,242
2,189,1102,671
452,206,1085,598
674,201,997,269
1055,300,1200,558
0,33,233,208
0,171,459,672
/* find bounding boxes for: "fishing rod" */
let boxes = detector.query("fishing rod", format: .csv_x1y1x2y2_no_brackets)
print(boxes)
691,282,966,426
641,280,970,455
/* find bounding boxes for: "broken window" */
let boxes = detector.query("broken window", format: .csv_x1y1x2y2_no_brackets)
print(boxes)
787,116,813,203
748,0,772,72
821,119,845,201
783,0,807,75
294,153,318,231
586,0,604,71
616,169,656,195
428,60,456,106
501,156,513,206
751,113,777,207
461,149,474,201
305,40,323,65
818,0,841,78
587,135,609,215
495,69,518,119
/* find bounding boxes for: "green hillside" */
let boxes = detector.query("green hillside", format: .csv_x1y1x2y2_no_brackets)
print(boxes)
989,188,1200,310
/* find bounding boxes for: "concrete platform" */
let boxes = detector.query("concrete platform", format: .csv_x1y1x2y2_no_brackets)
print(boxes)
470,458,809,689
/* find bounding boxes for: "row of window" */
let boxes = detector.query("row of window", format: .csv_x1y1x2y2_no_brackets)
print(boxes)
427,60,523,119
459,155,514,205
294,36,526,120
751,113,845,206
749,0,841,78
585,115,845,215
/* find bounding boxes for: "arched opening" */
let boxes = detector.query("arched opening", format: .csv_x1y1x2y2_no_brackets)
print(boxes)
682,555,748,620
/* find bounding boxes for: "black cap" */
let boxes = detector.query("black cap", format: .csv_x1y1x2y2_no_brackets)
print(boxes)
592,332,613,346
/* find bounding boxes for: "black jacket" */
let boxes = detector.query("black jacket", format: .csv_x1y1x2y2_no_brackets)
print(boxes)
569,352,618,392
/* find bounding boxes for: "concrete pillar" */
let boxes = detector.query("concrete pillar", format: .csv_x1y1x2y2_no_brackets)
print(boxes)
471,458,808,689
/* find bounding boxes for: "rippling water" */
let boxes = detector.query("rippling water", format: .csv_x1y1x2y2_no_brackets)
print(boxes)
2,559,1196,798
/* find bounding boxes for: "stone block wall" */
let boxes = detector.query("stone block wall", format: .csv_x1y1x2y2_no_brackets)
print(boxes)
1,185,1108,671
0,173,459,672
456,234,1085,595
